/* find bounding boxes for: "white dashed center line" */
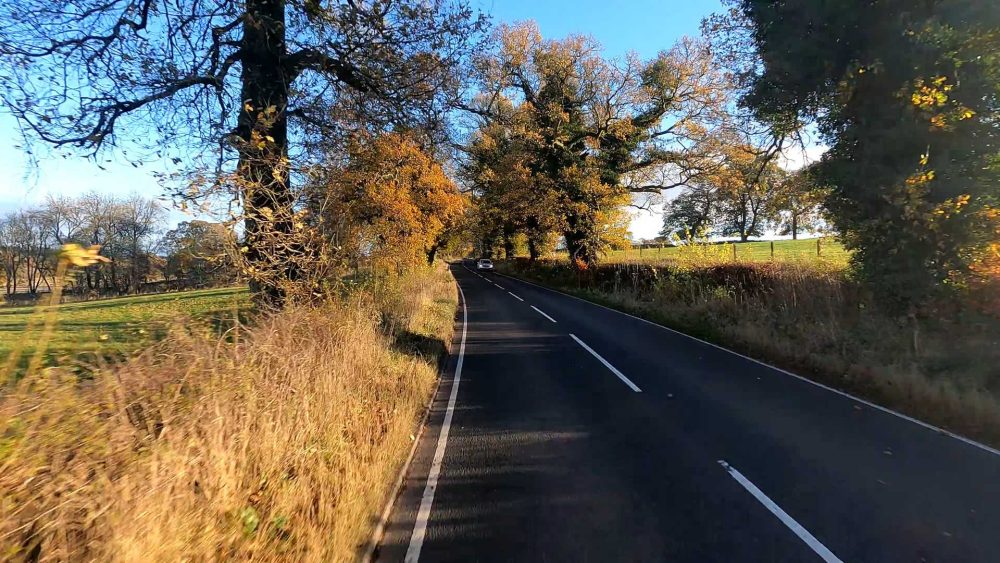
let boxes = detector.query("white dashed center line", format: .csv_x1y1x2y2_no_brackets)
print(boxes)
569,334,641,392
530,305,557,323
717,460,842,563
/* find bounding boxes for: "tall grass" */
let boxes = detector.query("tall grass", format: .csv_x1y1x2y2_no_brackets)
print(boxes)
499,257,1000,446
0,265,456,561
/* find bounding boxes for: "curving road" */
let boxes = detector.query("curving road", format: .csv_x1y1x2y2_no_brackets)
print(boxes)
376,261,1000,562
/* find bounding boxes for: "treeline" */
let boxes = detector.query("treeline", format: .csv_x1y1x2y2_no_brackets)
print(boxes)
0,194,240,300
660,163,828,243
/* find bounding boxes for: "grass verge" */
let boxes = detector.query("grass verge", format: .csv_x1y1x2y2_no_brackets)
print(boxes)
497,258,1000,448
0,265,457,561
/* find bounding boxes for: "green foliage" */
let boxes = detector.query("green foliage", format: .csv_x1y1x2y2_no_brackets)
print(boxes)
660,183,716,240
730,0,1000,310
0,287,250,378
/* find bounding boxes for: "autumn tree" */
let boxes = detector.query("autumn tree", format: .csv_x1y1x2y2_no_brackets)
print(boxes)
0,0,485,303
728,0,1000,308
466,22,731,265
464,104,564,260
709,143,782,241
311,132,465,271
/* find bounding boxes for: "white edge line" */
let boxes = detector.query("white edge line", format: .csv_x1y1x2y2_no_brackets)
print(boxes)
362,285,456,563
530,305,557,323
492,270,1000,458
508,291,524,302
718,460,842,563
405,282,468,562
569,333,642,393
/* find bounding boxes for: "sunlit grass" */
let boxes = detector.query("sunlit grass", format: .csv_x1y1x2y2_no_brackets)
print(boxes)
0,287,250,378
587,238,851,269
0,265,457,561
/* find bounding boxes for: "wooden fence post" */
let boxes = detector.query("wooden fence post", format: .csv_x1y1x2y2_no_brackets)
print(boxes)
817,238,822,256
770,240,775,259
733,242,737,261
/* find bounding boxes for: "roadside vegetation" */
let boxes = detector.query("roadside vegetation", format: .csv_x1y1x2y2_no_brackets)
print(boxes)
571,238,850,268
0,264,456,561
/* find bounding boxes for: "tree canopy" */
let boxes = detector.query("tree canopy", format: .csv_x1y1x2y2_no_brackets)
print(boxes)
728,0,1000,308
464,22,733,264
310,132,466,271
0,0,485,302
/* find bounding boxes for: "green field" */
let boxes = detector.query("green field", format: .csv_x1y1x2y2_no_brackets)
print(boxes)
1,286,250,376
596,238,851,268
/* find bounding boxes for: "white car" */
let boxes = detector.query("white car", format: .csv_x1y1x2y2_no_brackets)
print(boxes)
476,258,494,270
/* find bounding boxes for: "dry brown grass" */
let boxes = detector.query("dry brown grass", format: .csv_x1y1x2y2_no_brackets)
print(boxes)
0,265,456,562
500,257,1000,446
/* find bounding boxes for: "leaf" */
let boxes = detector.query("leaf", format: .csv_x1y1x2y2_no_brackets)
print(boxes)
239,507,260,536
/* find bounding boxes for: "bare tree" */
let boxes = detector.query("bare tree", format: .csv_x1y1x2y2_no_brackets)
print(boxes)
0,210,55,295
0,214,26,296
40,195,87,245
112,196,165,293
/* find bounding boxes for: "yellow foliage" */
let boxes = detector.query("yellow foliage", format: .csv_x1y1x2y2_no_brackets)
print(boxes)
317,133,465,270
59,243,110,268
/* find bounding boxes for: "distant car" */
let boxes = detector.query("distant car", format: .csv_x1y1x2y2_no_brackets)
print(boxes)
476,258,494,270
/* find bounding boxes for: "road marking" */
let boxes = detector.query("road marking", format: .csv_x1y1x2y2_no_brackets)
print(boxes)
490,271,1000,458
569,333,642,393
406,283,468,562
530,305,557,323
508,291,524,302
494,283,505,290
718,460,842,563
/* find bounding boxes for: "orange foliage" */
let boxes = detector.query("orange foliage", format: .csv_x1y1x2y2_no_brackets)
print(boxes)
316,133,465,270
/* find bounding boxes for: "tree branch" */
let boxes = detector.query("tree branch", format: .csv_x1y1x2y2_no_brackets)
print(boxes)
285,48,369,92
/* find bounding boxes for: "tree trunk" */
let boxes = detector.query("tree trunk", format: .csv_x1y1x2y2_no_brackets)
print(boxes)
527,238,540,262
238,0,295,306
502,236,515,260
791,212,798,240
564,212,598,268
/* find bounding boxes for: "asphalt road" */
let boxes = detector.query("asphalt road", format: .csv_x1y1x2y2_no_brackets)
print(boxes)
376,261,1000,562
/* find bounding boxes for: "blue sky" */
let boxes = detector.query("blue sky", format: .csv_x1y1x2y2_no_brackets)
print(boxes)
0,0,725,238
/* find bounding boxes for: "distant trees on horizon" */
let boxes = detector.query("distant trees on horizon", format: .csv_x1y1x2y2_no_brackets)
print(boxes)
0,194,239,300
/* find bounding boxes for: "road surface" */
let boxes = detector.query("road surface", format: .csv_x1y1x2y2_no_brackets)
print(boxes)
376,262,1000,562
